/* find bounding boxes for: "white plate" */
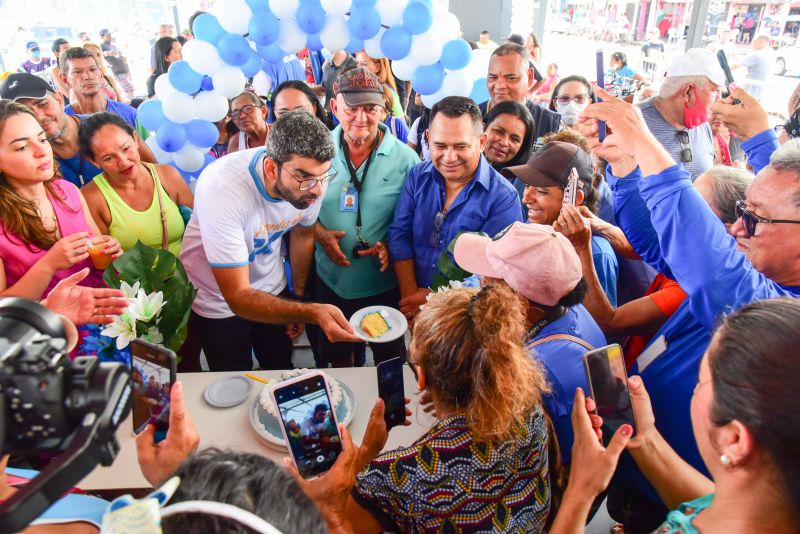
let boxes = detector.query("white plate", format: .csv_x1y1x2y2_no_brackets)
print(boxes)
203,376,253,408
249,380,356,449
349,306,408,342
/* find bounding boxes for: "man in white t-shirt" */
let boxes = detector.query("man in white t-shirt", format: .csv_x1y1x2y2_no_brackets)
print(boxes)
180,110,360,371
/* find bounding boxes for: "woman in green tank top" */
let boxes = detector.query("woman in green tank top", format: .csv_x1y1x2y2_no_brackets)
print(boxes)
78,113,194,257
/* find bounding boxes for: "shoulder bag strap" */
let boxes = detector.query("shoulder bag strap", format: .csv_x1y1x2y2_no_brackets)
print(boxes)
528,334,595,351
148,164,169,250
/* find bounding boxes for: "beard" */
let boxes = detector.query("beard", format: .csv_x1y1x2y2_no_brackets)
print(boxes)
274,175,318,210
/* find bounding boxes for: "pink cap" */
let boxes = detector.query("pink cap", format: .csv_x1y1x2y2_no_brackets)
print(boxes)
453,222,582,306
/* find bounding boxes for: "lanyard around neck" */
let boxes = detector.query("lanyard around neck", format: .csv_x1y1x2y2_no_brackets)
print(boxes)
340,130,380,233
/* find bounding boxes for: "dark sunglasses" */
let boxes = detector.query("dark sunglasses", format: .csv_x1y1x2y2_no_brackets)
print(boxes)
675,130,692,164
429,210,447,248
735,200,800,237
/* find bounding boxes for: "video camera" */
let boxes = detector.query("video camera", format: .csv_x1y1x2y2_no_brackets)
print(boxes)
0,298,131,532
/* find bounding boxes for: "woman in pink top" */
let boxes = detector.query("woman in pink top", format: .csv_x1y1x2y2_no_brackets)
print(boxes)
0,100,121,300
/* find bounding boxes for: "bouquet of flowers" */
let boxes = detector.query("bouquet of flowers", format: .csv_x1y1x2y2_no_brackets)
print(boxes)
80,241,197,364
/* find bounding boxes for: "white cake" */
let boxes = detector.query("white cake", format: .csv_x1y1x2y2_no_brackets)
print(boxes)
258,369,346,418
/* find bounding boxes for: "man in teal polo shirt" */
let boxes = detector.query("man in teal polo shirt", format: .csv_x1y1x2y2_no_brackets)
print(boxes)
314,67,419,367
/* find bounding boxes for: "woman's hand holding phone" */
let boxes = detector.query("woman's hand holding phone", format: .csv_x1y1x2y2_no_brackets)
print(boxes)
135,381,200,487
567,387,633,499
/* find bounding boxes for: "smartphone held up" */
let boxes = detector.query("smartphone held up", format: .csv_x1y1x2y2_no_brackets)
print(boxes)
271,372,343,479
130,339,177,443
377,357,405,430
583,344,637,441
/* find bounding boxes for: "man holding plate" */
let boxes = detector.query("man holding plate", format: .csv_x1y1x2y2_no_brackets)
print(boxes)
313,67,419,367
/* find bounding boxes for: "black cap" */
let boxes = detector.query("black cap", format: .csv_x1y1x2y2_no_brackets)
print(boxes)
0,73,55,101
502,141,594,196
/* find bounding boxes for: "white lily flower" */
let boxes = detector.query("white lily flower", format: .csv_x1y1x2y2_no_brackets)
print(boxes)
129,290,167,323
101,312,137,350
119,280,141,299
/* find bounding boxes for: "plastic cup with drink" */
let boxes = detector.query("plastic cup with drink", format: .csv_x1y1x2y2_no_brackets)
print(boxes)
85,236,114,270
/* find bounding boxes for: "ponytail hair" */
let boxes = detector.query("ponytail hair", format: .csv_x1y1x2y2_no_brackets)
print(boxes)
410,284,550,442
0,100,73,251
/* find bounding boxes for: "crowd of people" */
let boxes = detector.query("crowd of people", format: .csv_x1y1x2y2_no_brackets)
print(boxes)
0,14,799,534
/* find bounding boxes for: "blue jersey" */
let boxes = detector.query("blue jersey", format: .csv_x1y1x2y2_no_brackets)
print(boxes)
610,129,798,502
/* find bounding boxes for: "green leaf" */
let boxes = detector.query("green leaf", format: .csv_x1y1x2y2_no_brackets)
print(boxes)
429,231,486,291
102,241,196,355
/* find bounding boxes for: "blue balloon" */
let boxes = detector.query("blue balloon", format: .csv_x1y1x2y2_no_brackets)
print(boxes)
200,76,214,92
412,63,445,95
245,0,269,11
469,78,490,104
258,43,286,64
345,35,364,54
440,39,472,71
348,7,381,40
186,119,219,148
217,33,252,67
403,2,433,35
249,10,280,46
168,61,203,94
306,32,324,51
241,52,262,77
352,0,376,5
193,14,226,45
381,26,412,60
137,99,167,131
296,0,326,35
156,122,188,153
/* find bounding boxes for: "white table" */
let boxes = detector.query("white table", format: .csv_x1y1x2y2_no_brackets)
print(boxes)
79,366,432,491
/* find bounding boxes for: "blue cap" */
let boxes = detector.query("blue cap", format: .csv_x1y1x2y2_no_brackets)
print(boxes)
26,41,39,51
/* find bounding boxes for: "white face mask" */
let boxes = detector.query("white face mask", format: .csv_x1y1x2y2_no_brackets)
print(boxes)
555,100,589,126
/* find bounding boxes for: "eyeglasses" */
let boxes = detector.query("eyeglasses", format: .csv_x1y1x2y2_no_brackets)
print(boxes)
429,210,447,248
675,130,693,164
279,164,338,191
734,200,800,237
231,104,258,121
339,104,384,117
555,94,590,106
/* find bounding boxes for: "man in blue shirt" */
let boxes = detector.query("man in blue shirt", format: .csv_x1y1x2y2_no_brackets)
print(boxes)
0,72,154,188
454,222,607,464
59,47,150,137
387,96,523,322
584,85,800,532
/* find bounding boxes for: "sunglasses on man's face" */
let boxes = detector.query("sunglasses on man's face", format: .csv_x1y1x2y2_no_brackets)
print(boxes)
675,130,692,164
734,200,800,237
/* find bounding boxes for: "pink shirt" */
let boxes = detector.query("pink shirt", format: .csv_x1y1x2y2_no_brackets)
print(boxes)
0,179,101,299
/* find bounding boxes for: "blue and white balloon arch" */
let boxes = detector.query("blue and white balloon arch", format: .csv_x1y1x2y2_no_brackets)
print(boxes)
139,0,491,178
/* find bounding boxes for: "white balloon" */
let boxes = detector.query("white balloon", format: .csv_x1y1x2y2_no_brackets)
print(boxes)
421,90,445,108
162,92,195,124
434,11,461,41
278,18,307,54
375,0,407,26
145,135,174,164
320,0,351,18
216,0,253,34
320,16,350,52
469,49,490,79
363,28,385,59
212,65,247,99
193,91,229,122
173,145,206,173
270,0,299,19
391,56,418,81
182,40,224,76
440,67,473,98
252,71,273,97
409,30,443,66
154,74,177,100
